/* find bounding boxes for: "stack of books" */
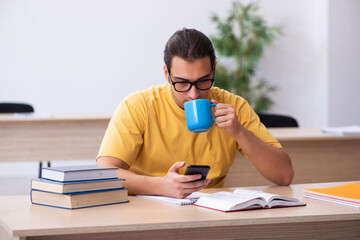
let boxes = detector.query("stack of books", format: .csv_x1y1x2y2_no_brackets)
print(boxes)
30,165,129,209
304,182,360,208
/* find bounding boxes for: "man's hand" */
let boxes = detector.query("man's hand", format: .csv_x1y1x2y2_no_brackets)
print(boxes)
211,99,243,137
97,157,210,198
159,161,210,198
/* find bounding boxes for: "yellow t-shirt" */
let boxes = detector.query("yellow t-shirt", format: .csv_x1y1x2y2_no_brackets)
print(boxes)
98,83,281,188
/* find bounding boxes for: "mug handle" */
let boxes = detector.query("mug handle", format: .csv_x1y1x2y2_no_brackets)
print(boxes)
210,103,217,122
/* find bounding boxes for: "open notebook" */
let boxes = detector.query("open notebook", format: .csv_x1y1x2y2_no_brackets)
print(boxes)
138,192,209,205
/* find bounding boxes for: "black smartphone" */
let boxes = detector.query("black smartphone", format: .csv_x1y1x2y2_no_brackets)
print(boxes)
184,165,210,181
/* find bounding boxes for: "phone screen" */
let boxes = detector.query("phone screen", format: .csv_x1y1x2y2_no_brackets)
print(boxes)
184,165,210,181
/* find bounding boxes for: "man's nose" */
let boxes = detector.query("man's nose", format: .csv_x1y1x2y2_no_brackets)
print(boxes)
187,85,200,99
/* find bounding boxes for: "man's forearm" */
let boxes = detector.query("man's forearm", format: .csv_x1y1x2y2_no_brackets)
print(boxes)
96,156,163,195
233,127,294,186
116,168,164,195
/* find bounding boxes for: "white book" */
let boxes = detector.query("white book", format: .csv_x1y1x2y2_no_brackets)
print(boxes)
194,188,305,212
41,165,118,182
322,125,360,136
31,178,124,193
31,188,128,209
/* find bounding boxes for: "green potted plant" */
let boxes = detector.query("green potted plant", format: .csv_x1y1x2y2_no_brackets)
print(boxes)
210,1,282,113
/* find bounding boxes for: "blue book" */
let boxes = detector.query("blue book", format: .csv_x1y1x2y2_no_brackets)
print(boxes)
41,165,118,182
31,178,125,193
31,188,129,209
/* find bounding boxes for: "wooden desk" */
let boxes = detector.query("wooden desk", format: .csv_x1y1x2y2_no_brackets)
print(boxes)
1,115,359,186
0,182,359,240
0,114,110,162
226,128,360,187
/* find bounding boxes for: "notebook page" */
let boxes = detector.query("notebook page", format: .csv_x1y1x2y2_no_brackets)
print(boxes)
138,192,208,205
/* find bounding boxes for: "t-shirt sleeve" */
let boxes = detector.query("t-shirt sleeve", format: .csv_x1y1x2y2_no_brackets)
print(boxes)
97,95,146,166
210,87,281,154
236,99,282,153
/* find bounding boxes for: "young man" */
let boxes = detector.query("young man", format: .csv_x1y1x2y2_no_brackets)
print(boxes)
97,28,294,198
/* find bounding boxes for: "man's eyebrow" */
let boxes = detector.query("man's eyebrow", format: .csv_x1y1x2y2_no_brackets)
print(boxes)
173,73,212,82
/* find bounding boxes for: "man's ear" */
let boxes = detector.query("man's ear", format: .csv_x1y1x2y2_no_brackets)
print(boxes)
163,65,170,83
213,61,217,72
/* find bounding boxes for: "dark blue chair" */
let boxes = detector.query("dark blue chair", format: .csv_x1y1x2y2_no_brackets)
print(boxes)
0,103,34,113
258,113,299,128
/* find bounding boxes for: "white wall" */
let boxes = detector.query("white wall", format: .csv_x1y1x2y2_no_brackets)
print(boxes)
1,0,338,127
0,0,359,177
2,0,358,128
257,0,329,127
0,0,232,115
328,0,360,126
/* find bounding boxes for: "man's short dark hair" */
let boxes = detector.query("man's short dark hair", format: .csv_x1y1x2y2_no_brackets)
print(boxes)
164,28,216,72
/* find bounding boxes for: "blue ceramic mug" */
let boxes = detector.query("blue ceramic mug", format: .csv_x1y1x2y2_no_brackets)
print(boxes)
184,99,217,133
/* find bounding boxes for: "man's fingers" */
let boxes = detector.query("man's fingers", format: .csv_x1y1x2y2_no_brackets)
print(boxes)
181,174,202,183
215,107,235,117
174,180,210,198
215,116,231,125
168,161,185,174
182,179,211,192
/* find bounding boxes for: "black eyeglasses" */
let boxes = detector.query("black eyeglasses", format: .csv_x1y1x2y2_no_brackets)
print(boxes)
168,71,215,92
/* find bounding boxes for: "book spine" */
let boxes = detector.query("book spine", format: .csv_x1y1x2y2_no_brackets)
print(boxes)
31,188,128,196
31,200,130,210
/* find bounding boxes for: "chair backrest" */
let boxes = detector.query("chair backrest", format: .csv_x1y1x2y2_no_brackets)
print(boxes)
257,113,299,128
0,103,34,113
